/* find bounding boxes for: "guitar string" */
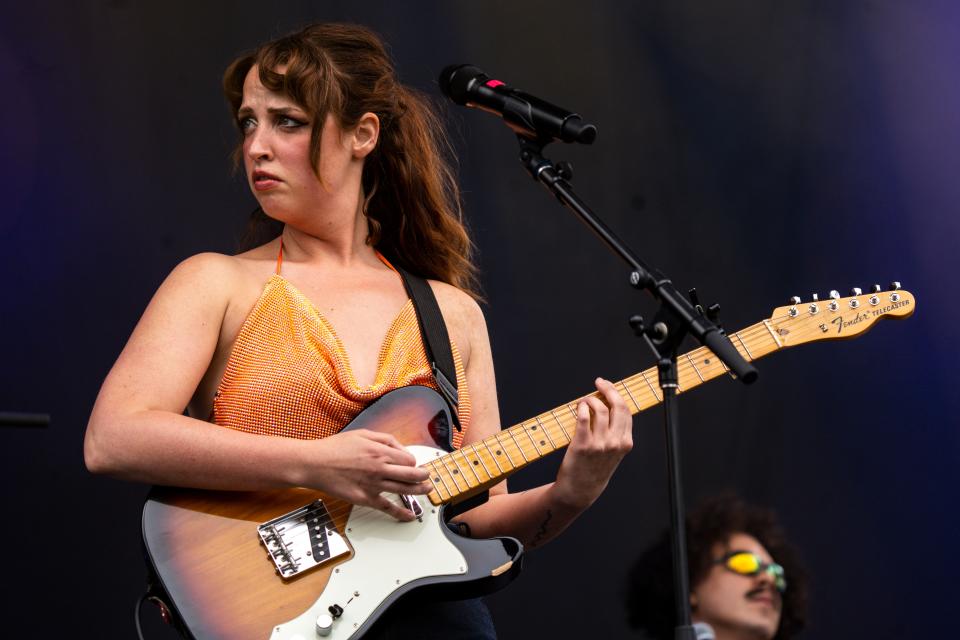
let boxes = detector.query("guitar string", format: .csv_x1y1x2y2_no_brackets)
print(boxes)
252,301,900,542
285,306,876,535
252,305,868,540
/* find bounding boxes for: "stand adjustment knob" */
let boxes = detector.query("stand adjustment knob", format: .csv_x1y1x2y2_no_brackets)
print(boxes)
316,614,334,636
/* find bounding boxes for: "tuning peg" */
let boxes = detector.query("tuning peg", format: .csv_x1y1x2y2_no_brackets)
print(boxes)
811,293,819,302
889,281,901,291
849,287,862,296
829,290,840,300
871,284,881,293
789,296,801,305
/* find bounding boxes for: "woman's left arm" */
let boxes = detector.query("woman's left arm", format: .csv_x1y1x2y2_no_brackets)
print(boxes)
439,286,634,548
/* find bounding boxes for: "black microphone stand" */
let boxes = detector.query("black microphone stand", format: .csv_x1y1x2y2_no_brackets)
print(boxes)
515,135,757,640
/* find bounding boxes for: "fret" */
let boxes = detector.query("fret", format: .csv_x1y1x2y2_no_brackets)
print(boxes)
566,403,579,422
446,455,469,492
470,443,494,480
762,320,783,348
550,409,572,440
535,416,559,449
620,381,642,413
497,429,526,469
506,429,530,463
639,370,662,401
686,354,705,382
428,460,453,499
521,422,545,455
455,448,482,485
735,331,754,359
481,440,506,474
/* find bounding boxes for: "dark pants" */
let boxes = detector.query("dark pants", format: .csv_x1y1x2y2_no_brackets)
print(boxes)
361,598,497,639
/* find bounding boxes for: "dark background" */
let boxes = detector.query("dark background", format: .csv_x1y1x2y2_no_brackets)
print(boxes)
2,1,957,638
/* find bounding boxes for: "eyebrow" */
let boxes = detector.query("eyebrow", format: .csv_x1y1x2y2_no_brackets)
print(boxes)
236,106,307,119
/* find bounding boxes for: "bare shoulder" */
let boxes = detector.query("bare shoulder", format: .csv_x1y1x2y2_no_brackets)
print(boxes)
165,252,246,291
427,280,485,327
427,280,488,365
161,246,275,304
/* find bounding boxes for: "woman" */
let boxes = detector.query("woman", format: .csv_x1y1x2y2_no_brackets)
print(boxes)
84,23,633,638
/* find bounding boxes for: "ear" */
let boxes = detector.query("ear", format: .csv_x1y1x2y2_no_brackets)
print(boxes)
689,592,699,610
351,112,380,159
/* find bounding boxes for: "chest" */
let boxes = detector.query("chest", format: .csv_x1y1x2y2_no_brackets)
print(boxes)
295,279,411,388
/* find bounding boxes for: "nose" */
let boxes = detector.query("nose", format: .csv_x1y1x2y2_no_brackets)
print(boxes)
755,569,774,588
245,126,273,161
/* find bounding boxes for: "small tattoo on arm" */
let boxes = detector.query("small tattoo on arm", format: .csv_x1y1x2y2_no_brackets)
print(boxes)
528,509,553,548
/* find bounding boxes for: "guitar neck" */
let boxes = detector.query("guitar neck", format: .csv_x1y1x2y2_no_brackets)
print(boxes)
423,319,783,505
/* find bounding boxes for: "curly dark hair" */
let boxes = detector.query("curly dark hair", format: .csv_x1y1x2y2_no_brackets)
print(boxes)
624,494,807,639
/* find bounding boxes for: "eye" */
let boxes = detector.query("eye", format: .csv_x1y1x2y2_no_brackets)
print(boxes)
277,115,307,130
238,116,256,134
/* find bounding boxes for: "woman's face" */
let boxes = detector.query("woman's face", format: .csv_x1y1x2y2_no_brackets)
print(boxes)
691,532,783,639
237,65,361,226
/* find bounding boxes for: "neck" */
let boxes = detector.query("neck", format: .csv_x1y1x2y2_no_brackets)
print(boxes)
279,191,374,268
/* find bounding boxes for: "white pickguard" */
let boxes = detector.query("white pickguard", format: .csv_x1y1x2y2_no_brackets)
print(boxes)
270,445,467,640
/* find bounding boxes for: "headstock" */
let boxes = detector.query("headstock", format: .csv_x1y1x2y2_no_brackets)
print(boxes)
767,283,915,347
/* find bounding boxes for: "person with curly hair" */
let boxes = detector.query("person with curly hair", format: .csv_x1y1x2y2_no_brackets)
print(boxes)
625,495,807,640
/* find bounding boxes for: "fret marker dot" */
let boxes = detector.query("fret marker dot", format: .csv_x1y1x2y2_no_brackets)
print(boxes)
495,450,501,455
450,468,459,474
540,440,546,446
531,425,537,430
472,460,479,465
434,477,440,483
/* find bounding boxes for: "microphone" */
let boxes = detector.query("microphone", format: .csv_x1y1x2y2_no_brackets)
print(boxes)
693,622,716,640
438,64,597,144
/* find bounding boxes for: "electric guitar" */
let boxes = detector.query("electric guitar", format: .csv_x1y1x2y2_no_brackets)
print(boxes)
142,286,915,639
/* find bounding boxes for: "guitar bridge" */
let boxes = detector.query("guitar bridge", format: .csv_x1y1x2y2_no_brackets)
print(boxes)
258,500,350,580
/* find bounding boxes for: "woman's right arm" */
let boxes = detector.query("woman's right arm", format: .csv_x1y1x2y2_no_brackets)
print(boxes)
83,254,429,519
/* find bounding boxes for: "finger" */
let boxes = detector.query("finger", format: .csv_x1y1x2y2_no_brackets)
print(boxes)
374,494,416,522
371,440,418,467
596,377,628,411
582,395,610,428
596,378,632,436
361,430,411,453
575,401,592,443
381,463,431,485
378,479,434,495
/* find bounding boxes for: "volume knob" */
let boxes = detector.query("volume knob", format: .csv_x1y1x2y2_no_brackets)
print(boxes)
316,613,334,637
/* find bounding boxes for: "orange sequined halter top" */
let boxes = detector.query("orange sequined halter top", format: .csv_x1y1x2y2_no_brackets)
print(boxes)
212,241,471,447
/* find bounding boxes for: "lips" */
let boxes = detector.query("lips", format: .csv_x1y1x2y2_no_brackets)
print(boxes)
252,170,282,191
746,587,778,608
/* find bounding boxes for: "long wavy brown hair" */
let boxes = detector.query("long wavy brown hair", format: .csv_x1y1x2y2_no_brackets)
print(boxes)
223,23,479,296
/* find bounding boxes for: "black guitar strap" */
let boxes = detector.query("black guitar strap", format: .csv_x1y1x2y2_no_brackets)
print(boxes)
395,266,461,432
